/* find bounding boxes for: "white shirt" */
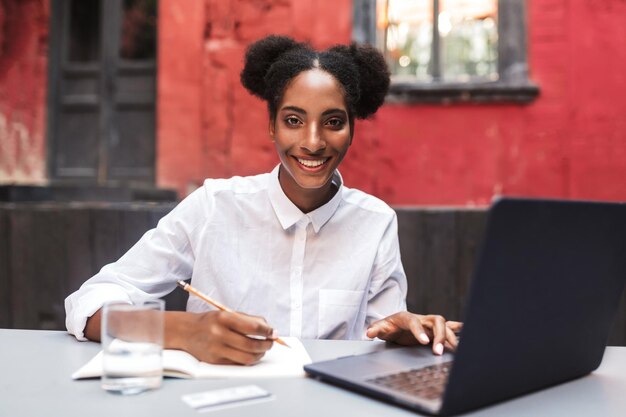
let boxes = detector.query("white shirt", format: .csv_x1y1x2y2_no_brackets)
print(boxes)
65,165,407,341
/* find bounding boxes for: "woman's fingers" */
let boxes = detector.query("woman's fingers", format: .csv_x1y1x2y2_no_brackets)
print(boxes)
368,312,432,346
446,320,463,334
445,324,459,350
367,312,464,355
366,317,395,338
223,311,274,339
421,315,461,354
186,311,275,365
217,312,275,361
407,314,430,345
428,315,446,355
222,327,274,354
216,343,268,365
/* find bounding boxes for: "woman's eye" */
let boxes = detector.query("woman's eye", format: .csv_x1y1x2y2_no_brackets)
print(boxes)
285,117,301,126
326,118,345,128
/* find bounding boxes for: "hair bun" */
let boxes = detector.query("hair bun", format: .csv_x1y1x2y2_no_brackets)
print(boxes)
240,35,305,100
328,43,390,118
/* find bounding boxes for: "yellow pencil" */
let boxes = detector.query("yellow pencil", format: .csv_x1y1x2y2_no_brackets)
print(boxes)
176,280,290,348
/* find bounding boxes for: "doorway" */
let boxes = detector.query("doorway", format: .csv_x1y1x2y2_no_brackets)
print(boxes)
47,0,158,186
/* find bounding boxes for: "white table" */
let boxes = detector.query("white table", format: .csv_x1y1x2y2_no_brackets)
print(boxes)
1,329,625,416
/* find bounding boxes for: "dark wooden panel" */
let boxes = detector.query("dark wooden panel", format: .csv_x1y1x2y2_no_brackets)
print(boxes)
454,210,487,321
9,207,38,328
4,202,624,346
396,208,426,314
397,208,460,320
421,210,458,319
63,205,93,297
119,204,153,252
110,109,155,181
91,206,122,271
0,207,11,327
55,109,99,178
30,207,68,329
7,204,75,329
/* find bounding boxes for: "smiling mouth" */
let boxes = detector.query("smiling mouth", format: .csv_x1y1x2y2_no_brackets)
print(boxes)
296,157,330,168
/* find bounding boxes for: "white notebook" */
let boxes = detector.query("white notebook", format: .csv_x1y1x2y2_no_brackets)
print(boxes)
72,337,311,379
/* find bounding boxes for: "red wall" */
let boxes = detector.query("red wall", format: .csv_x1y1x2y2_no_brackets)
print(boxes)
366,0,626,206
1,1,624,206
157,0,354,195
157,0,626,205
0,0,48,184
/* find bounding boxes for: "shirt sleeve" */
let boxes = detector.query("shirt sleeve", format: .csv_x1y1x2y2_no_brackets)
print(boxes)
64,186,209,340
363,211,408,336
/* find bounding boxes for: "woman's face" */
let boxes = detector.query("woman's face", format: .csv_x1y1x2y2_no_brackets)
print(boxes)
270,69,352,206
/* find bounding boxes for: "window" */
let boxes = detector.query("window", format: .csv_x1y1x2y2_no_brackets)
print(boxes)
353,0,539,103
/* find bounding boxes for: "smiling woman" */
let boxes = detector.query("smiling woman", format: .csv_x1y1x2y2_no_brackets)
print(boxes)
65,35,461,366
270,70,352,212
240,36,389,212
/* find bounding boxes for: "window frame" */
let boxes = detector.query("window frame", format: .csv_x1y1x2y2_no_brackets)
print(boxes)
352,0,539,104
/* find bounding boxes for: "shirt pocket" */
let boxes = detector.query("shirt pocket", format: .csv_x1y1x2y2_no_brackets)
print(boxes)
318,289,365,339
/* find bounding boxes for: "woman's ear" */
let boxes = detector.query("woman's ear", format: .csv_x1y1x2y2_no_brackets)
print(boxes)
269,120,276,142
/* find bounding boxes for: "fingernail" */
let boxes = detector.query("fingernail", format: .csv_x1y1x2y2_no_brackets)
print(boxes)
271,329,279,339
419,333,430,344
435,343,444,355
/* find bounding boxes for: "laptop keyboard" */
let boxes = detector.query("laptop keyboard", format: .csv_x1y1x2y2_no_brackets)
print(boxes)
366,361,453,401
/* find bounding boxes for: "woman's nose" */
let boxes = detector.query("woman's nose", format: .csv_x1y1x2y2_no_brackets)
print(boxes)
301,125,326,153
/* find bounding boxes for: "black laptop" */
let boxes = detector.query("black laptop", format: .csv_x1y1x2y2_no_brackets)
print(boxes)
305,197,626,416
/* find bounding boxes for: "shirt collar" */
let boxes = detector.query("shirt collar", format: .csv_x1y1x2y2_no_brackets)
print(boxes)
268,164,343,233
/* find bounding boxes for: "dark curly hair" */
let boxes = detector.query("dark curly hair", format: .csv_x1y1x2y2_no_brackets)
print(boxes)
240,35,390,131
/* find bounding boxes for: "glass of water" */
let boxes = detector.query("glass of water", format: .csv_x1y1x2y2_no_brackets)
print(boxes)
101,300,165,395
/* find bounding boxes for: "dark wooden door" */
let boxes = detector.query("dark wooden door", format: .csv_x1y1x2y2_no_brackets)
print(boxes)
47,0,157,185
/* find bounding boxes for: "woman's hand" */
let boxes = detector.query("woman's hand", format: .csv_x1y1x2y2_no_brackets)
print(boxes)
366,312,463,355
166,310,275,365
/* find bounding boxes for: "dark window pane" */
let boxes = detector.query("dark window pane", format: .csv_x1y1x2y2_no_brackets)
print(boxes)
120,0,158,61
68,0,101,63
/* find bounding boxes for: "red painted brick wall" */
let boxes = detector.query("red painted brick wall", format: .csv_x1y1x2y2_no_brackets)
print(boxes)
157,0,354,194
0,0,49,184
1,0,625,206
363,0,626,205
156,0,205,195
157,0,626,205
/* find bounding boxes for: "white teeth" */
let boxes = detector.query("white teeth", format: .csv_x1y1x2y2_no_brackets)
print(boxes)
297,158,327,168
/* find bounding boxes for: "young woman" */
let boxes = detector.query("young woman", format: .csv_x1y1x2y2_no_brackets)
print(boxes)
65,35,461,365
